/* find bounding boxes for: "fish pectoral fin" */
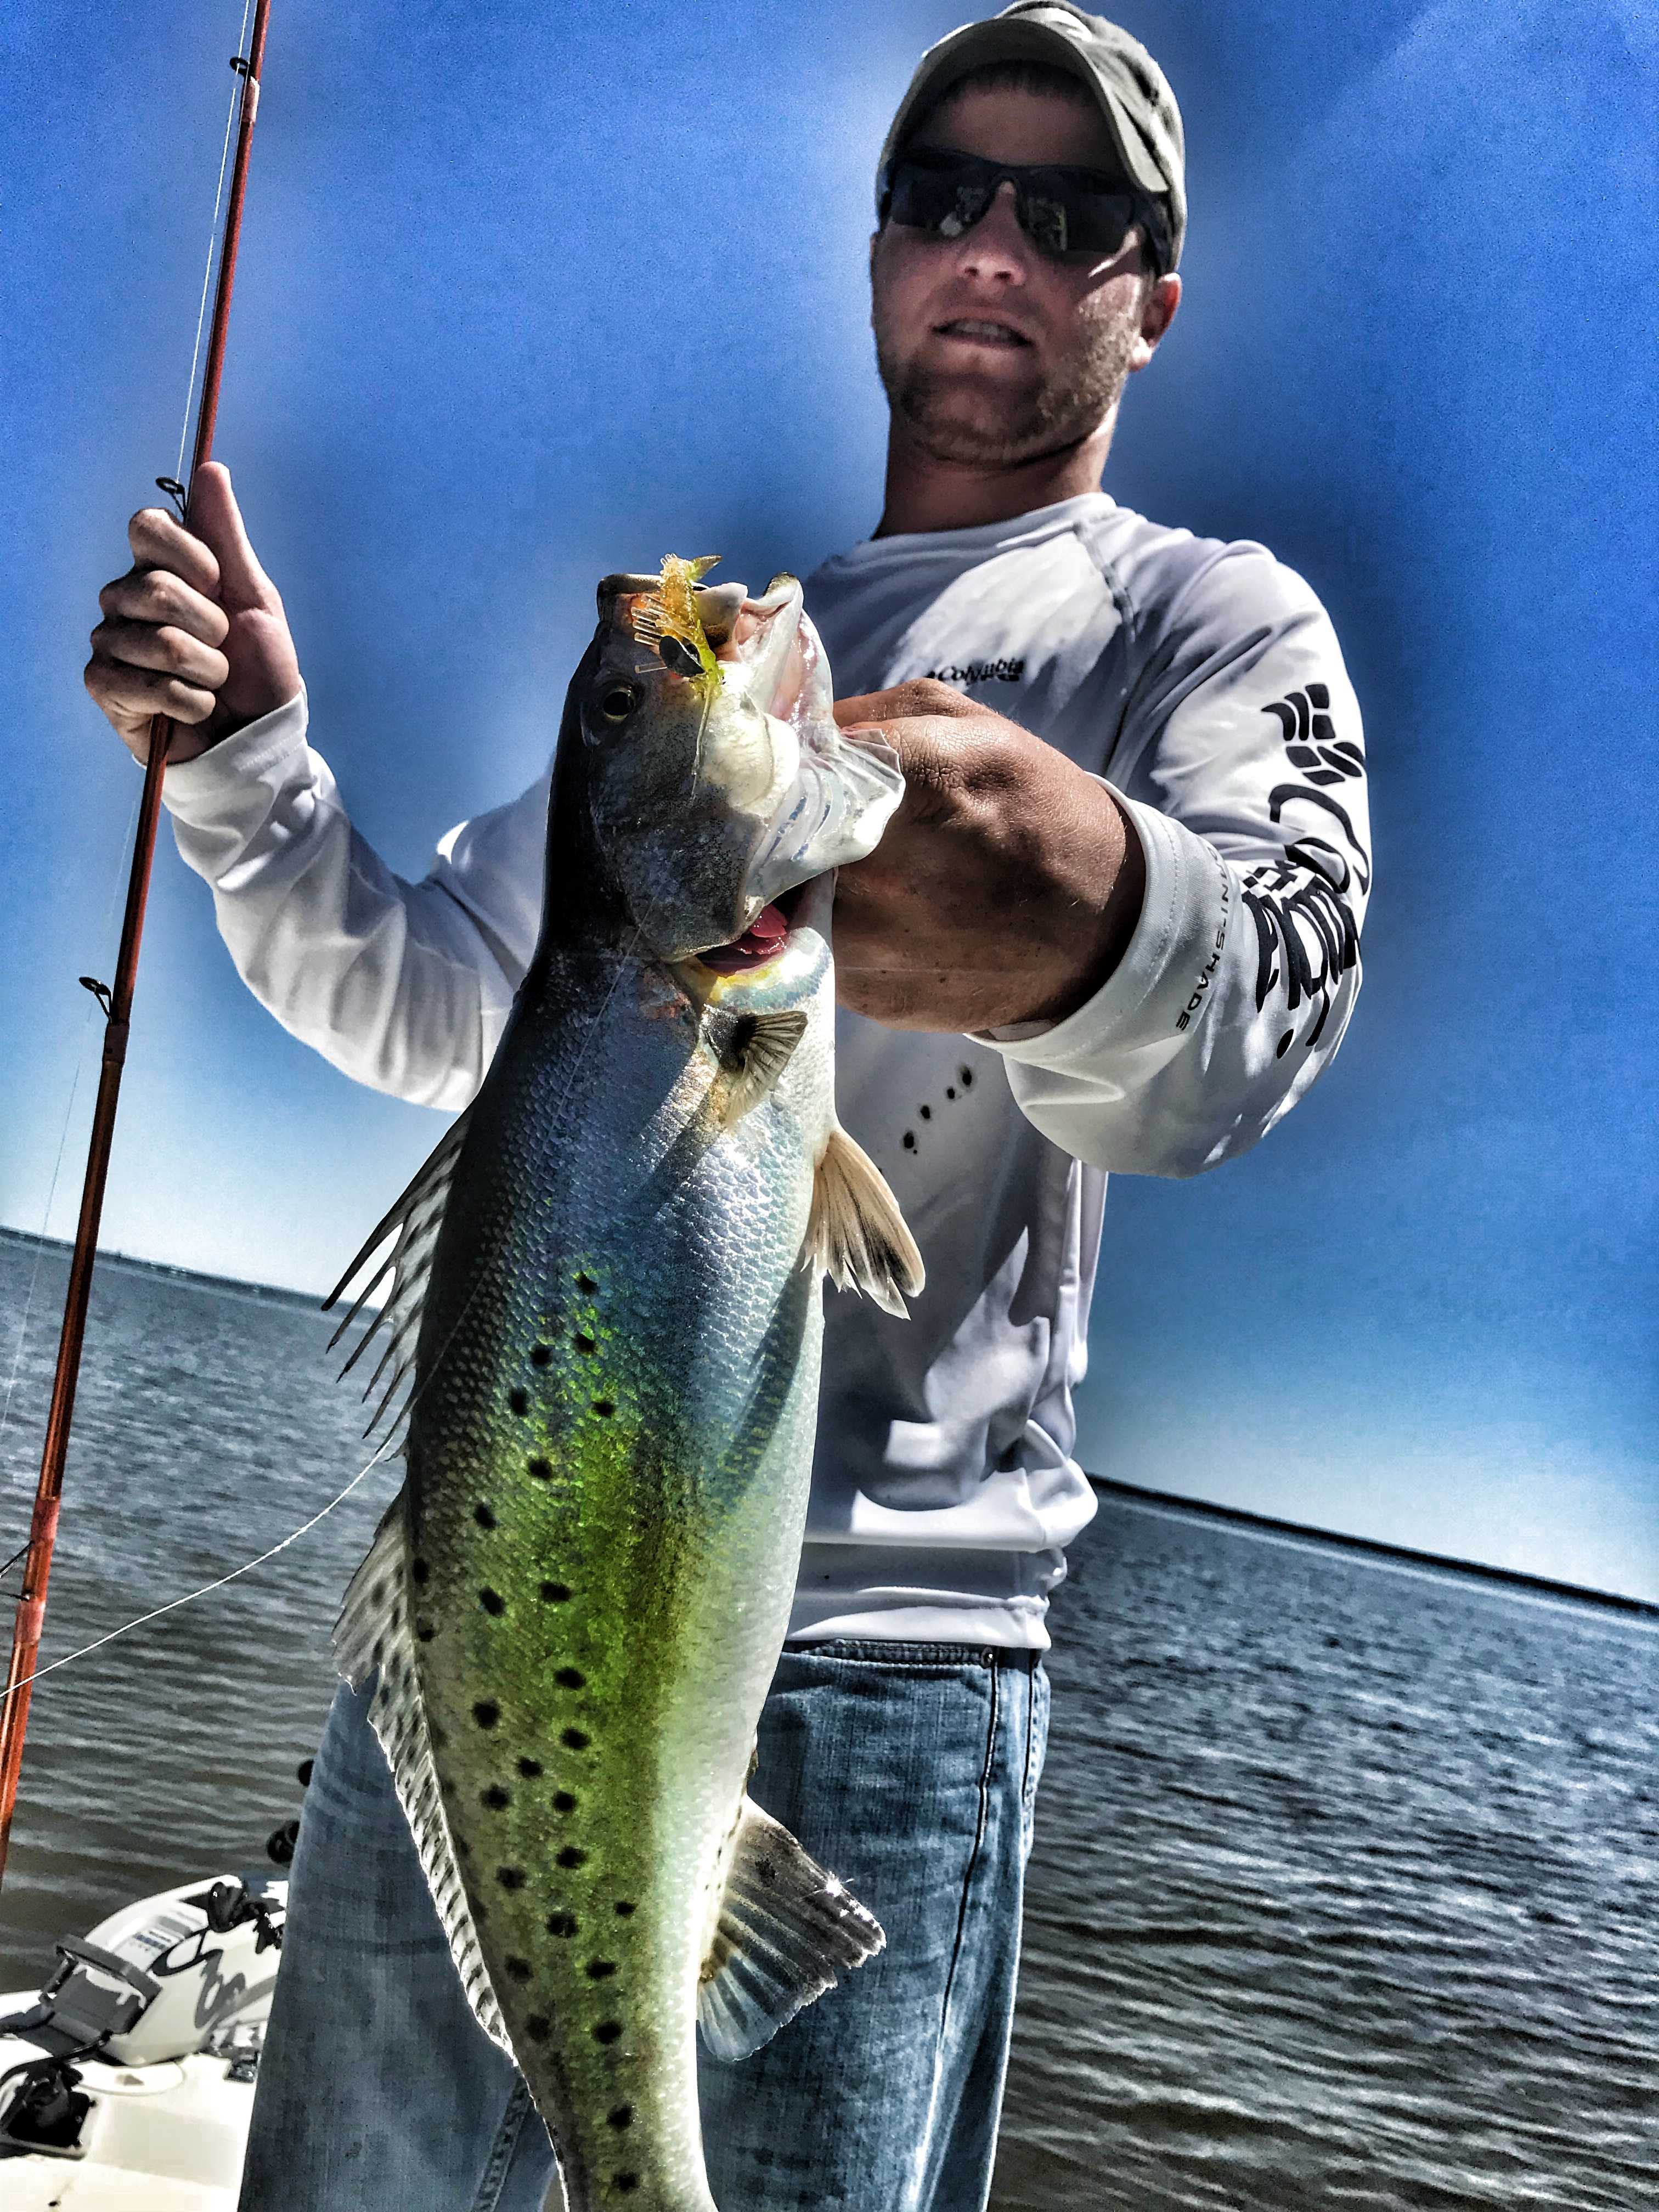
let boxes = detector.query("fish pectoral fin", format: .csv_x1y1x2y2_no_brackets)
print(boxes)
696,1796,885,2063
713,1009,808,1124
805,1126,924,1318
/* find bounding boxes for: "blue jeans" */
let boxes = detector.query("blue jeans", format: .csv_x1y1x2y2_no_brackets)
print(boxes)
240,1640,1049,2212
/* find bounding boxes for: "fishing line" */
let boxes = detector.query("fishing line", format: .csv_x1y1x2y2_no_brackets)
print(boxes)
0,1432,400,1706
172,0,257,495
0,924,647,1701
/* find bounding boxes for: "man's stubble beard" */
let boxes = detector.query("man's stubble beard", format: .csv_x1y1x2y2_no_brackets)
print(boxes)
873,291,1141,469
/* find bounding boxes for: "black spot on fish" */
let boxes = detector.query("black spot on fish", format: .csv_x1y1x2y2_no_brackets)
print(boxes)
586,1959,617,1980
614,2175,640,2195
474,1502,498,1529
945,1085,956,1099
480,1588,505,1616
482,1785,510,1811
546,1912,578,1938
960,1065,973,1086
415,1620,436,1643
371,1637,385,1667
370,1579,387,1605
577,1272,599,1294
592,2021,623,2045
592,1400,616,1418
411,1558,430,1585
525,2015,551,2042
504,1956,532,1983
919,1104,932,1119
557,1845,587,1869
509,1387,529,1417
562,1727,591,1750
540,1581,572,1602
902,1131,916,1149
607,2104,633,2131
1278,1030,1294,1057
757,1857,777,1886
528,1456,553,1481
574,1330,597,1353
552,1790,578,1812
518,1757,544,1779
555,1667,585,1689
496,1866,527,1892
531,1342,552,1367
472,1700,500,1730
613,1901,636,1917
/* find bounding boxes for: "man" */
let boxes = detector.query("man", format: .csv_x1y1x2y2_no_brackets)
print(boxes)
84,7,1369,2207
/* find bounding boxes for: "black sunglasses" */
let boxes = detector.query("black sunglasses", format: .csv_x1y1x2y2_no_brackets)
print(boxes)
881,145,1166,269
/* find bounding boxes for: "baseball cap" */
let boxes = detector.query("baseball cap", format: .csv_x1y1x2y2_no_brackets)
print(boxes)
876,3,1187,272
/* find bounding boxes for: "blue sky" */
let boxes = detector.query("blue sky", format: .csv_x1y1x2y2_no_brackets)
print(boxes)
2,1,1654,1596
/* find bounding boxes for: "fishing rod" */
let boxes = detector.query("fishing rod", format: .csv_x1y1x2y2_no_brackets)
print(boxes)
0,0,275,1889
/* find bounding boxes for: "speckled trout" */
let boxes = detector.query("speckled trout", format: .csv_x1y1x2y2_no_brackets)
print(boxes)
326,557,922,2212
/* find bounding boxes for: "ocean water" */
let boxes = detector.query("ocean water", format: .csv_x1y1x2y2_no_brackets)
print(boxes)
1,1234,1654,2209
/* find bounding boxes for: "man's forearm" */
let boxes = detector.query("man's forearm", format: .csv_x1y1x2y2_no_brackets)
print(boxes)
162,692,538,1112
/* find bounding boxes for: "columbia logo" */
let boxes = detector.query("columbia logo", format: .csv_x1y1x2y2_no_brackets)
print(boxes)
1262,683,1364,787
922,657,1025,686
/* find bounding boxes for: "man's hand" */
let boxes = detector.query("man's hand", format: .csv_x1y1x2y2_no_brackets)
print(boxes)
84,462,301,765
832,681,1145,1032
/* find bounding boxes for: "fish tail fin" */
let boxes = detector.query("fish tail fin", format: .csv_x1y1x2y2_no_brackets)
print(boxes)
696,1796,885,2063
805,1125,924,1318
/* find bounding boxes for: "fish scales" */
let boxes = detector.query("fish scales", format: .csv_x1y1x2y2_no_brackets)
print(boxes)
331,562,922,2212
414,954,826,2204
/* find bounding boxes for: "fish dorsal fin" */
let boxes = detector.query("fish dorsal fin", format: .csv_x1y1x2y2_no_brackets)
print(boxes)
712,1009,807,1124
334,1495,512,2058
322,1106,472,1439
805,1126,924,1318
697,1796,885,2063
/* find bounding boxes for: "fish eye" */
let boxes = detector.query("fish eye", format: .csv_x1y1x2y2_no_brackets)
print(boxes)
597,682,640,724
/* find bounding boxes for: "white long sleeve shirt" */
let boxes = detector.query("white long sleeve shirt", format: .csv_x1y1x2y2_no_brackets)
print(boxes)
162,491,1369,1651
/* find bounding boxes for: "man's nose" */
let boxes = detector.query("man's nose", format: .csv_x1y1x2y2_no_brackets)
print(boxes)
955,182,1029,279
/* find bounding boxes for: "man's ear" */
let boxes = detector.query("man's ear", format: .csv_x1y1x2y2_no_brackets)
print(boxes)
1130,272,1181,374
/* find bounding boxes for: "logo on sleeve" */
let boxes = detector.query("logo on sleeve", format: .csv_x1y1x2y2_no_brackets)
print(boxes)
1262,683,1363,788
921,656,1025,686
1238,681,1370,1052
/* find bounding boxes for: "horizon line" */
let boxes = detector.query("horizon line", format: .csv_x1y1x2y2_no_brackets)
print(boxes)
4,1224,1652,1621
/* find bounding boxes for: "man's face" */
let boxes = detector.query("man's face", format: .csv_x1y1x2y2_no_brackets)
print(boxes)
871,82,1178,469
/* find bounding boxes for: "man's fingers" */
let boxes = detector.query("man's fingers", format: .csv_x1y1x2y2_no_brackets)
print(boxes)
83,653,218,729
127,506,222,597
834,678,978,727
184,462,276,607
99,566,231,648
90,614,230,693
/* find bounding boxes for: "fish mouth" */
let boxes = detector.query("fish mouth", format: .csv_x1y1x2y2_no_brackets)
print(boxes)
716,574,810,726
696,884,805,975
690,574,829,971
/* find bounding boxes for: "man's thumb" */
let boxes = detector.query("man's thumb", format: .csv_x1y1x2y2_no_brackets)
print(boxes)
184,461,274,606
